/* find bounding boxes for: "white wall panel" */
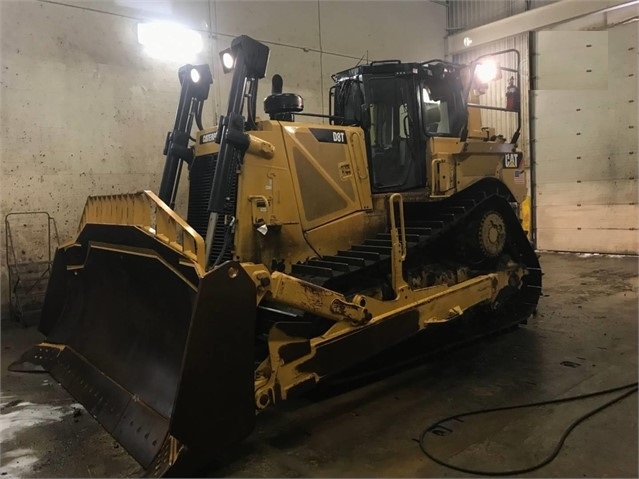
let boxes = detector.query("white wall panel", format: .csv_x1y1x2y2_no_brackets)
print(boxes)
536,179,637,206
536,204,637,229
533,21,638,254
537,179,639,206
534,152,638,184
536,31,608,90
536,228,638,254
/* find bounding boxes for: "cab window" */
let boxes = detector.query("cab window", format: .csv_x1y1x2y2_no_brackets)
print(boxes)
366,76,422,192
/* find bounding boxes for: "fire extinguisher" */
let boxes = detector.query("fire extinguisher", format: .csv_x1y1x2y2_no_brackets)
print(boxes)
506,76,520,111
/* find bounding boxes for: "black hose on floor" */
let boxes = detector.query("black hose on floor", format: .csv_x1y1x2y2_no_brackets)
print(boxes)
418,382,638,476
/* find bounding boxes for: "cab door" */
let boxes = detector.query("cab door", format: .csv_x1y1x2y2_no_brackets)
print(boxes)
364,74,425,193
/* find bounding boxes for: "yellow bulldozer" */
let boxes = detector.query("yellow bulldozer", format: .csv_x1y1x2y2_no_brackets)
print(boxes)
10,35,541,476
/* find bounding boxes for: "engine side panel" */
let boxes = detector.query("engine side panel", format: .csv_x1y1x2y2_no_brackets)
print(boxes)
280,124,373,230
228,121,383,273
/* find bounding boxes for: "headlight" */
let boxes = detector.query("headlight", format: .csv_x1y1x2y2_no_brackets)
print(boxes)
220,50,235,73
190,68,201,83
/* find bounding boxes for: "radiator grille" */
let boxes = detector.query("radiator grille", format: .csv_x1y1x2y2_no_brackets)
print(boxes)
187,154,238,265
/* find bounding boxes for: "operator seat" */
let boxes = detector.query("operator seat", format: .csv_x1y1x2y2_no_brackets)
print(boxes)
425,105,441,133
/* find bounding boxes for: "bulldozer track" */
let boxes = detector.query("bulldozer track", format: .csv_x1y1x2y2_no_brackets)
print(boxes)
294,177,540,306
257,178,541,374
291,177,540,304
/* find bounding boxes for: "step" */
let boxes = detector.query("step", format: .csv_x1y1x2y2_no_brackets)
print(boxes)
323,254,367,268
376,233,422,243
291,263,334,278
455,199,478,209
404,227,433,236
307,259,352,273
414,220,445,229
363,239,392,247
338,249,380,262
351,244,392,255
436,206,467,216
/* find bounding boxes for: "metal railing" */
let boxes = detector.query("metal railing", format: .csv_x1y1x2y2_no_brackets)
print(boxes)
5,211,59,325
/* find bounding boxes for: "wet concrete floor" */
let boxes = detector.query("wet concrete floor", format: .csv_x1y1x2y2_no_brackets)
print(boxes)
1,252,637,477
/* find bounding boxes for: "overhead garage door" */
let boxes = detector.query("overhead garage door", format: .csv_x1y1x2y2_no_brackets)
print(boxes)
532,24,638,254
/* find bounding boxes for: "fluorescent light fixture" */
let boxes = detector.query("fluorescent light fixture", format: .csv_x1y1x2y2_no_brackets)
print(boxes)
475,59,498,83
137,21,203,63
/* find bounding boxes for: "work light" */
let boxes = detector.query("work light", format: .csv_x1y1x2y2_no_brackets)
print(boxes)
220,50,235,73
475,59,499,83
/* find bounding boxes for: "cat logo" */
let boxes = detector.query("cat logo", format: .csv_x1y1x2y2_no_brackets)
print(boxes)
504,153,521,169
200,132,216,144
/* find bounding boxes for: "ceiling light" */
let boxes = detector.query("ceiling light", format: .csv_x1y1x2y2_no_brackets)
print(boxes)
137,21,203,63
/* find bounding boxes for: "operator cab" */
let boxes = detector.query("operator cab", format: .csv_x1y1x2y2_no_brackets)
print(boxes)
331,60,467,194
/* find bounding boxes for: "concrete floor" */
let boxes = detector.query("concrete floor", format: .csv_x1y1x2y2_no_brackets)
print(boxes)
1,252,637,477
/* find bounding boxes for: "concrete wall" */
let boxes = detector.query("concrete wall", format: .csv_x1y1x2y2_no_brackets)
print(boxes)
212,0,447,122
0,0,446,315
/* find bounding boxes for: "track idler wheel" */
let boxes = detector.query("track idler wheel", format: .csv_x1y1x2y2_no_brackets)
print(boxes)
476,210,506,258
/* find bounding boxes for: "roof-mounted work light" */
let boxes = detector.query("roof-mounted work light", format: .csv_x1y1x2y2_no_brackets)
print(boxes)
475,59,499,83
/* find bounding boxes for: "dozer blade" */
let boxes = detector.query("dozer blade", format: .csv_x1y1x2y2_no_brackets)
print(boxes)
9,224,257,477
